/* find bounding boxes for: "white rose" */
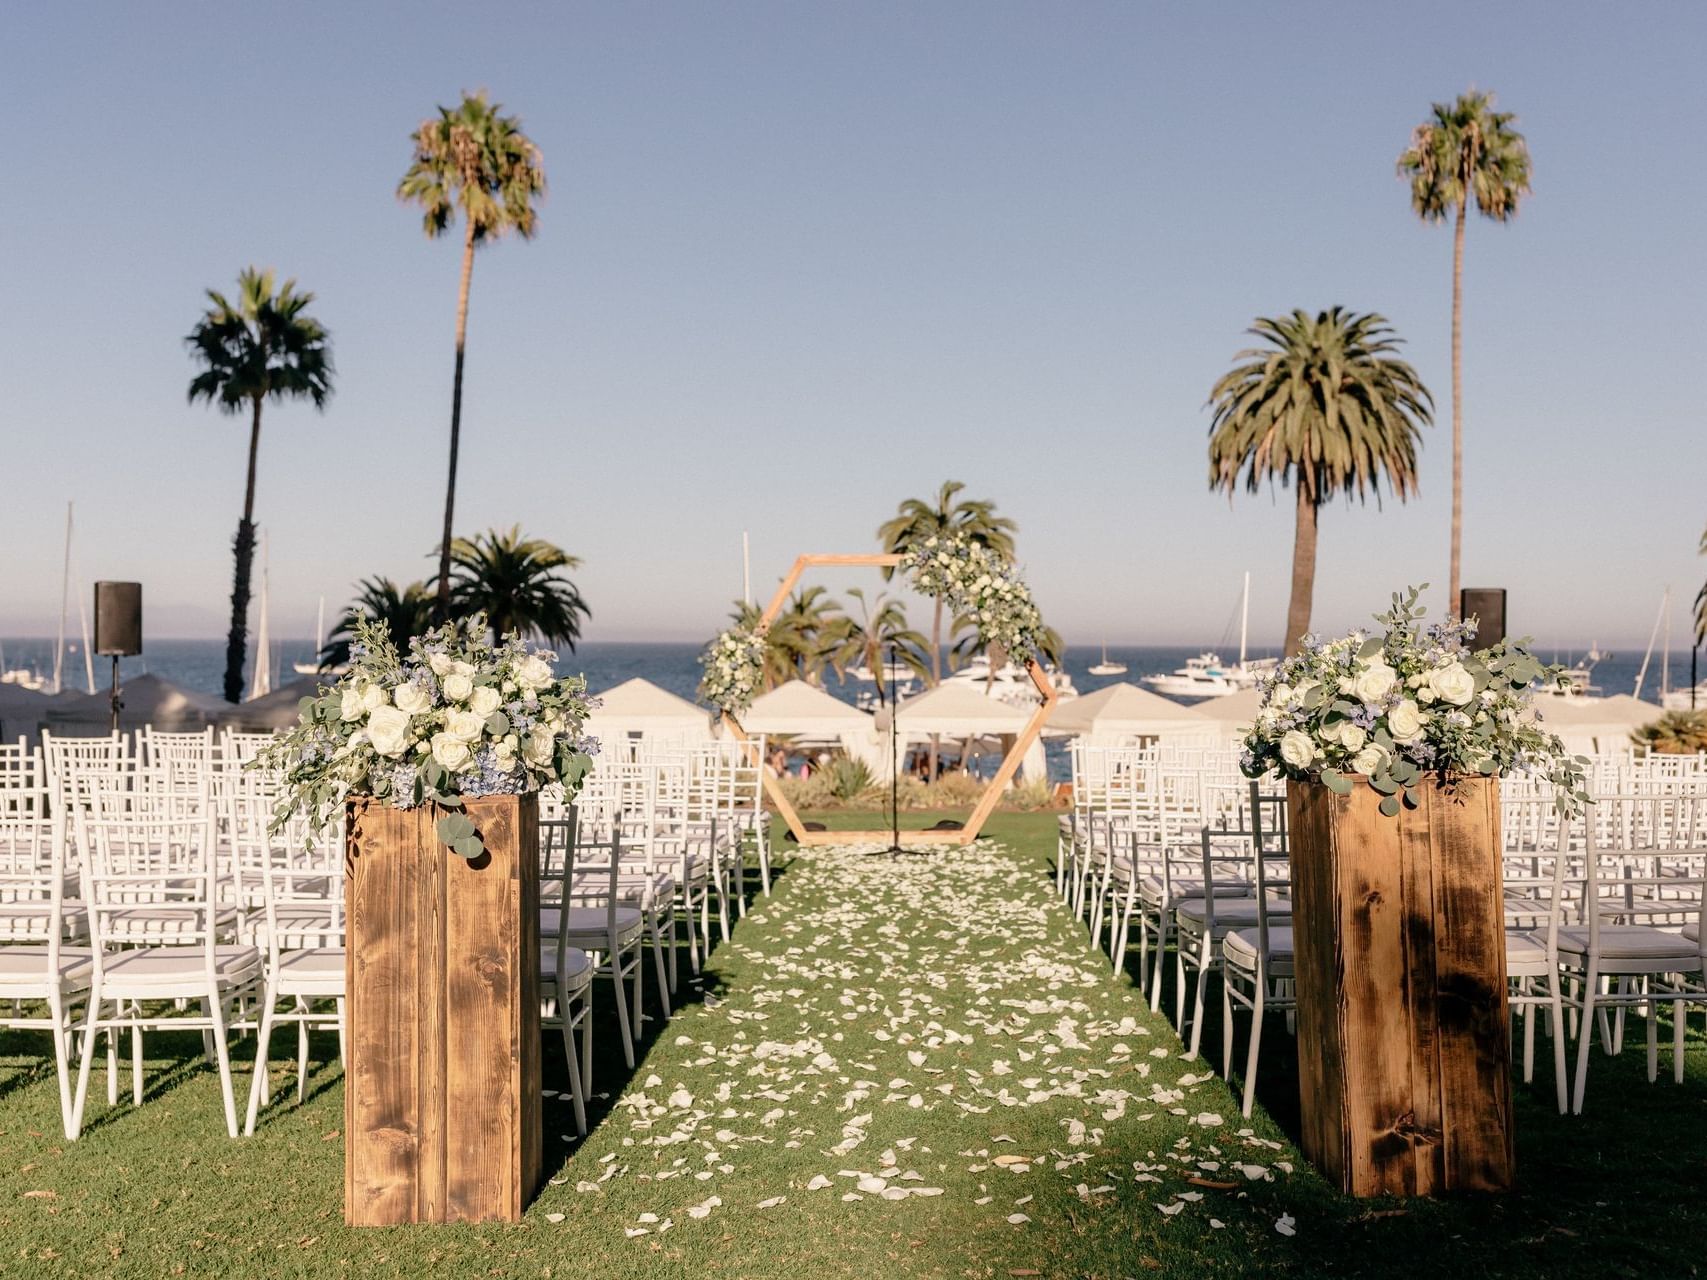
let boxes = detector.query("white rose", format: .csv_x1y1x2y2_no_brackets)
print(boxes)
469,685,502,717
1336,676,1357,694
1428,662,1476,706
441,672,474,702
429,652,454,677
393,682,432,717
523,728,556,766
1353,662,1397,704
444,708,485,742
366,705,413,758
1351,744,1388,776
493,739,518,769
1279,730,1316,771
1338,723,1367,752
1268,684,1295,710
430,733,472,772
361,683,389,714
513,654,554,690
1387,699,1424,742
340,686,366,721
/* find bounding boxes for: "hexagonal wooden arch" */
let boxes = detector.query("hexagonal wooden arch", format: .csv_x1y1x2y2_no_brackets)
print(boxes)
722,553,1059,846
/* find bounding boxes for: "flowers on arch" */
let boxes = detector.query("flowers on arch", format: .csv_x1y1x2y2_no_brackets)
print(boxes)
255,614,598,856
698,623,768,715
1241,585,1588,816
900,532,1044,660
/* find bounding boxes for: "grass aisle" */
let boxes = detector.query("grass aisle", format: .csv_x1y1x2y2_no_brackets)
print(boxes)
1,812,1703,1277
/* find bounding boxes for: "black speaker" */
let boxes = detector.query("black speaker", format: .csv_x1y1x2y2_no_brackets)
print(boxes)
1460,588,1506,647
93,582,143,656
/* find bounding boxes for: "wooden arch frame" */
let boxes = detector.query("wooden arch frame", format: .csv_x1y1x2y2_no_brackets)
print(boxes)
722,553,1059,846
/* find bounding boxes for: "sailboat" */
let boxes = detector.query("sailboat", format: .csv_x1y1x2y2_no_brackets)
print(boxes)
292,596,328,675
51,501,97,695
1143,570,1275,699
1087,641,1127,677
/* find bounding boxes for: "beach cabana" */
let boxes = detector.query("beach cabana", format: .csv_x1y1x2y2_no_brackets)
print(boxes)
216,677,324,731
43,673,227,733
881,683,1044,781
740,680,887,775
1189,687,1265,745
1046,682,1213,745
585,677,714,750
1531,693,1664,757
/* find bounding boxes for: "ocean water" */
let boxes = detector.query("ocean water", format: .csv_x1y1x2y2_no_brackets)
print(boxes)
5,636,1694,707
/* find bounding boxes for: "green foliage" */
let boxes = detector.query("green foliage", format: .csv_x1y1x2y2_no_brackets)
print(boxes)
1206,308,1433,508
320,577,435,669
185,267,334,416
1633,711,1707,756
397,91,546,243
1398,91,1532,227
823,753,873,801
449,526,589,649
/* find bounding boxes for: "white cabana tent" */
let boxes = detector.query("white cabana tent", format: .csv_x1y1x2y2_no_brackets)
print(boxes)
881,683,1045,781
740,681,890,776
1531,693,1663,757
0,683,54,744
1189,687,1264,744
215,677,323,731
43,673,227,733
585,677,714,749
1045,682,1214,745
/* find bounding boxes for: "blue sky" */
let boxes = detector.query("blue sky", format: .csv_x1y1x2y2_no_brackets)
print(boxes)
1,3,1702,649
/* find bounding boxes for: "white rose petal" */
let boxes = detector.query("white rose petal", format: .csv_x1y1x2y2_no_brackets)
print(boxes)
441,672,474,703
445,708,485,743
1353,661,1397,704
1386,699,1424,743
1428,662,1476,706
469,686,502,717
393,682,432,717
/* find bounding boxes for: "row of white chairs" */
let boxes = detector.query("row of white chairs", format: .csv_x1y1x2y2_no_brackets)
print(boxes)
1057,744,1707,1119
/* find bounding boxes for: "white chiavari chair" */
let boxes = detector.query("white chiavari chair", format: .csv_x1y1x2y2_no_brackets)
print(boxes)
0,747,92,1139
1219,787,1292,1117
71,766,264,1138
540,808,593,1134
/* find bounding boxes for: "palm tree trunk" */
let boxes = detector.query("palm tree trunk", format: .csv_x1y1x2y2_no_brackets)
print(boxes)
928,597,943,783
222,397,264,703
436,221,478,622
1448,198,1466,621
1283,478,1318,658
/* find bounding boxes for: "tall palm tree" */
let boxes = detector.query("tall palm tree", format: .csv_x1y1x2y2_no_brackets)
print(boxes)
1398,90,1531,618
319,577,434,669
1207,308,1433,656
830,588,930,696
448,526,589,647
186,267,333,703
877,481,1018,686
398,91,547,621
1695,523,1706,646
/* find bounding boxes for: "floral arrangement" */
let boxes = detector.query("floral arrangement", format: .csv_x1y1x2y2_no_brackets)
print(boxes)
254,616,598,856
697,624,769,715
900,532,1044,661
1241,586,1589,815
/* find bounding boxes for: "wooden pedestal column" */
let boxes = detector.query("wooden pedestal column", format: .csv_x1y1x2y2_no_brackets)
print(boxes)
344,793,542,1225
1288,776,1513,1197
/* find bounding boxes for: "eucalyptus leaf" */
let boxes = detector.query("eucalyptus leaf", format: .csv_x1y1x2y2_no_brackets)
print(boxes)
1379,794,1401,817
435,813,475,843
449,834,486,859
1320,768,1353,795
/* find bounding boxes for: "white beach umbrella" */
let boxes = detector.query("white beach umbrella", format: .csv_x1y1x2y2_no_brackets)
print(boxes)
1045,682,1210,740
585,677,714,744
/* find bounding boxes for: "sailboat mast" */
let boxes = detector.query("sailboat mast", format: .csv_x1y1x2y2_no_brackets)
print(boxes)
1660,587,1671,697
742,531,752,607
53,502,72,694
1238,570,1250,668
1633,587,1669,699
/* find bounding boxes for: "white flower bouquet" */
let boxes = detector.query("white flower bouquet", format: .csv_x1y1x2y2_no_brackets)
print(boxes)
1242,586,1588,815
255,615,598,856
900,533,1044,660
698,624,768,715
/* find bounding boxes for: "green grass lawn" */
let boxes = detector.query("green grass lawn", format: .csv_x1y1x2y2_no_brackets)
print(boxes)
1,811,1703,1278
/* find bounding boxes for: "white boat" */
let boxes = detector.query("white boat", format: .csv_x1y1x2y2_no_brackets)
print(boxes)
1087,641,1127,677
1141,571,1274,699
1661,685,1706,712
944,655,1078,707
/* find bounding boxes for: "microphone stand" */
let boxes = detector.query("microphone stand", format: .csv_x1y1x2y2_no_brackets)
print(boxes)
885,639,906,855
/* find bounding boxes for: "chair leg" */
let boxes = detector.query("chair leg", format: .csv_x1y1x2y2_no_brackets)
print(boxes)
208,992,240,1139
1572,962,1600,1114
48,992,77,1142
106,1025,119,1107
649,920,672,1018
1241,982,1266,1120
1548,981,1569,1115
245,987,280,1136
297,1003,311,1102
71,995,102,1139
1187,936,1213,1060
629,948,644,1039
608,955,636,1069
560,1013,588,1137
1646,991,1659,1083
335,997,347,1069
131,1017,144,1106
1220,972,1235,1081
1674,997,1686,1084
1521,983,1537,1084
